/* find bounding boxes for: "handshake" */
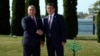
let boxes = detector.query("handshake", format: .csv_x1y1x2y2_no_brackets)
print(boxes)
36,29,45,46
36,29,44,35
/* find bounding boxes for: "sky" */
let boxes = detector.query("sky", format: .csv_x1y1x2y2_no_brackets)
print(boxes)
77,0,96,13
10,0,97,15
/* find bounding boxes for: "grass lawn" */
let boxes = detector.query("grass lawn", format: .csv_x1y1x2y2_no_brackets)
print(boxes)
0,35,100,56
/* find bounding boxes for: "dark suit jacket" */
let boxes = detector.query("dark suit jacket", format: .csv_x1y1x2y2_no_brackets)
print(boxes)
44,14,66,43
21,16,45,46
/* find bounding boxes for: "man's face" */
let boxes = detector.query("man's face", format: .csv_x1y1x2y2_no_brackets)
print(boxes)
46,5,55,15
28,7,36,16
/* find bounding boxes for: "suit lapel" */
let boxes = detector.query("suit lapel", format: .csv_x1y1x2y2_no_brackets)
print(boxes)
44,16,49,31
46,16,49,28
50,14,56,29
35,17,38,28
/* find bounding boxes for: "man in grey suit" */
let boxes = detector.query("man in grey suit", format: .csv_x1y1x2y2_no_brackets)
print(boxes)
21,5,44,56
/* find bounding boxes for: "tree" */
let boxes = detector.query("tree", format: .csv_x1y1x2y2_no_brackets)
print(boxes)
92,1,100,11
91,0,100,42
25,0,40,17
45,0,58,14
0,0,10,35
88,1,100,14
63,0,78,39
11,0,25,36
96,11,100,43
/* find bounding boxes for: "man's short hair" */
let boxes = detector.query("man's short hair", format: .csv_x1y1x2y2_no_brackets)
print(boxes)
47,3,56,8
28,5,36,9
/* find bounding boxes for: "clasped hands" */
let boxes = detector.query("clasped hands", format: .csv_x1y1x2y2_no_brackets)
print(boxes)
36,29,45,46
36,29,44,35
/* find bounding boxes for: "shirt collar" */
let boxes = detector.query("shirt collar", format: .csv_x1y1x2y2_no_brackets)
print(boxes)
49,13,55,17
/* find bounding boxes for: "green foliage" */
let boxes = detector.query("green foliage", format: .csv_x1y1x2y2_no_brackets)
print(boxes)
96,11,100,43
0,0,10,35
25,0,40,17
11,0,25,36
92,1,100,10
66,40,82,52
63,0,78,39
45,0,58,15
88,1,100,14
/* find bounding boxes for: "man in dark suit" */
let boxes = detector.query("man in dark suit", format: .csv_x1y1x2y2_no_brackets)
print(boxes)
44,3,67,56
21,5,44,56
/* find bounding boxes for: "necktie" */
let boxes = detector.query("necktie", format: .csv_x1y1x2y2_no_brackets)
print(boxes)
48,16,52,28
32,18,37,27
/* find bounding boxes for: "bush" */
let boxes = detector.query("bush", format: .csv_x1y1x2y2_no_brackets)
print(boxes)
11,0,25,36
96,11,100,43
63,0,78,39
